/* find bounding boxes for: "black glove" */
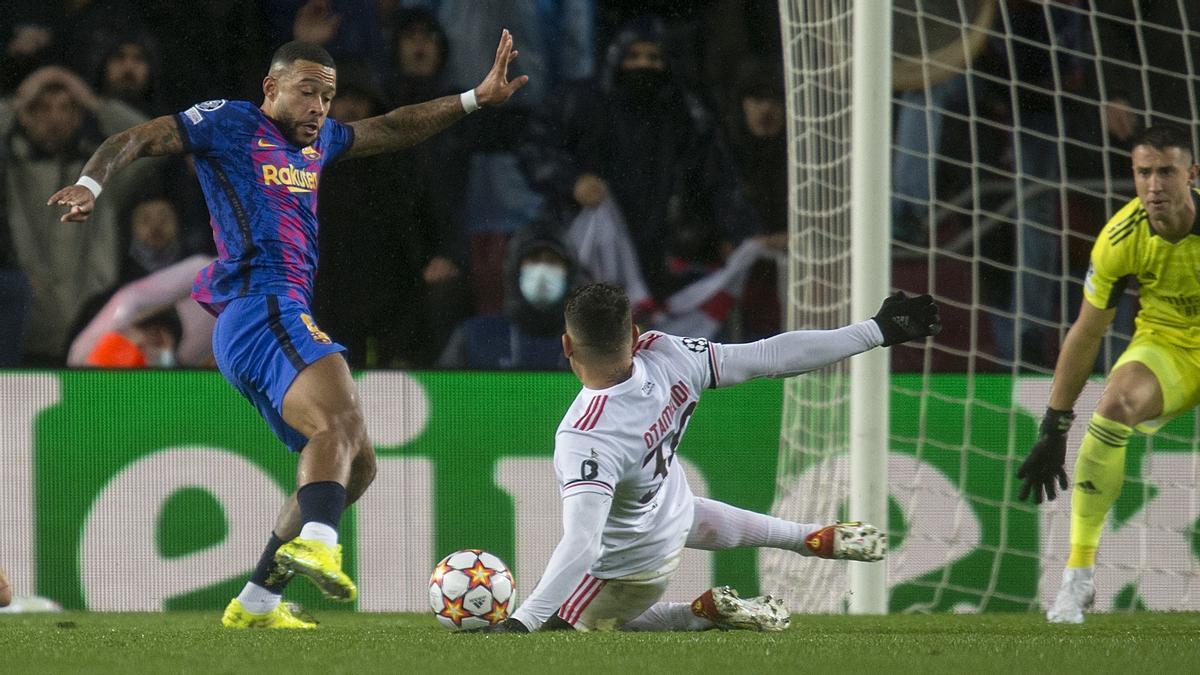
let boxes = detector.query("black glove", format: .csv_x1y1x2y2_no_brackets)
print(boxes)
871,291,941,347
1017,407,1074,503
479,617,530,634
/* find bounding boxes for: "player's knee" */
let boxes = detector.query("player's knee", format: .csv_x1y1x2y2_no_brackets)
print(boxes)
313,408,368,458
1095,391,1146,425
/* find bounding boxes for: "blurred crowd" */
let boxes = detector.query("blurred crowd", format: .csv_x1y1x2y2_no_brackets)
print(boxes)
0,0,787,370
2,1,1196,372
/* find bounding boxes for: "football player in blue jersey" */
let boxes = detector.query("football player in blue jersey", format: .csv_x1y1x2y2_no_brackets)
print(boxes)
48,33,527,628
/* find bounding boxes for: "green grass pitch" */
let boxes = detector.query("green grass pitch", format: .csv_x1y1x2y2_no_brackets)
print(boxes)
7,612,1200,674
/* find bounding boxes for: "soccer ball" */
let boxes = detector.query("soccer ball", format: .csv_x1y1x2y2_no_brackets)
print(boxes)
428,549,516,630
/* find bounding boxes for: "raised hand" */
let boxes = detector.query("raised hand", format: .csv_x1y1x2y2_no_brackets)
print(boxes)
473,29,530,107
871,291,941,347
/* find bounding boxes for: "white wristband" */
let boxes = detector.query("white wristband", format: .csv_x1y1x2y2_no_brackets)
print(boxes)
75,176,102,199
460,89,479,114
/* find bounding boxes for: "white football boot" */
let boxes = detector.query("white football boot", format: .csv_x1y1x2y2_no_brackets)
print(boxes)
804,522,887,562
1046,567,1095,624
695,586,790,632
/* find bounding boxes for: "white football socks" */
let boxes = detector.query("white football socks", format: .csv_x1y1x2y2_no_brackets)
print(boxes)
687,497,821,554
299,521,338,546
237,582,281,614
621,602,713,632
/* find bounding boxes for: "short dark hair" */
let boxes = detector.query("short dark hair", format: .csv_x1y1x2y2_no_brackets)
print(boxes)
270,41,336,72
134,308,182,346
564,283,632,356
1130,124,1195,159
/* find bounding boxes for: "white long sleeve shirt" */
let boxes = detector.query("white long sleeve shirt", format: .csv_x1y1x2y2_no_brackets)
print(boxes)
510,321,884,630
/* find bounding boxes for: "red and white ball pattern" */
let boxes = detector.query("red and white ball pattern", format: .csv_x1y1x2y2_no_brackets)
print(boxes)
428,549,516,630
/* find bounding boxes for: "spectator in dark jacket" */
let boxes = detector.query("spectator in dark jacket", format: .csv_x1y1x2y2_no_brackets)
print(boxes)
517,15,758,302
90,33,167,118
439,224,584,370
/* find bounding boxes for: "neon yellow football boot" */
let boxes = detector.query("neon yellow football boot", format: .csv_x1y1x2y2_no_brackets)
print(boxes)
274,537,357,602
221,599,317,629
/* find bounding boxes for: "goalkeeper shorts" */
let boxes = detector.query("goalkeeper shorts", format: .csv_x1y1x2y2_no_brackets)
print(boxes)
1112,329,1200,433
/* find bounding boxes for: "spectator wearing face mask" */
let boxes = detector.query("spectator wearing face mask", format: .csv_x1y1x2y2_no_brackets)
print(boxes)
438,225,584,370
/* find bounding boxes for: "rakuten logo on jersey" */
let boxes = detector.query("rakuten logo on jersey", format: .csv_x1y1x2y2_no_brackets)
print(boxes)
261,164,318,193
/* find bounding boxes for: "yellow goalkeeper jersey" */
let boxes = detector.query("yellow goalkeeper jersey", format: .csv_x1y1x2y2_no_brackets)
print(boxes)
1084,188,1200,347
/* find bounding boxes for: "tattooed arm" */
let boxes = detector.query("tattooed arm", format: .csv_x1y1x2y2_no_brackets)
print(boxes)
341,28,528,161
343,95,470,160
46,115,185,223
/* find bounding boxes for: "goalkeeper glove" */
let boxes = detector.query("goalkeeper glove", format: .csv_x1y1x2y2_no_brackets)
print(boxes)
1017,407,1074,503
871,291,941,347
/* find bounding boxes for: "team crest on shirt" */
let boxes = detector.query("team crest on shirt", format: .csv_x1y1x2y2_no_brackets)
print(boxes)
681,337,709,353
641,381,655,395
300,313,332,344
301,146,321,160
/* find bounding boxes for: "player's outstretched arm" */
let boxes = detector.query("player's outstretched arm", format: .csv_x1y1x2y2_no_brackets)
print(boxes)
716,292,942,386
46,115,185,223
342,29,529,160
1017,301,1115,503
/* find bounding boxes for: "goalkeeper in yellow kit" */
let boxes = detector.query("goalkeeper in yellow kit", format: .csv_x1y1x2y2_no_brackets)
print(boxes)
1017,124,1200,623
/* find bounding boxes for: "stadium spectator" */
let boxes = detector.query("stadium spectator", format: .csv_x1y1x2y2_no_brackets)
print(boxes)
1017,124,1200,624
483,283,938,633
91,33,166,118
265,0,389,82
725,60,787,338
422,0,593,314
517,15,758,306
438,225,582,370
978,1,1088,369
83,307,181,368
120,195,187,282
0,0,139,93
313,73,468,368
891,74,968,247
67,254,216,368
1,23,54,94
385,7,451,107
1,65,160,365
426,0,594,108
596,0,782,111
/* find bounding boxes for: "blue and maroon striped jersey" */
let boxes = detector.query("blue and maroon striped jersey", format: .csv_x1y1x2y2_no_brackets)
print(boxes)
175,99,355,314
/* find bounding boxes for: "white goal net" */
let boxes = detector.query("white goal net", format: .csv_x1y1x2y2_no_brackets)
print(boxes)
767,0,1200,613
